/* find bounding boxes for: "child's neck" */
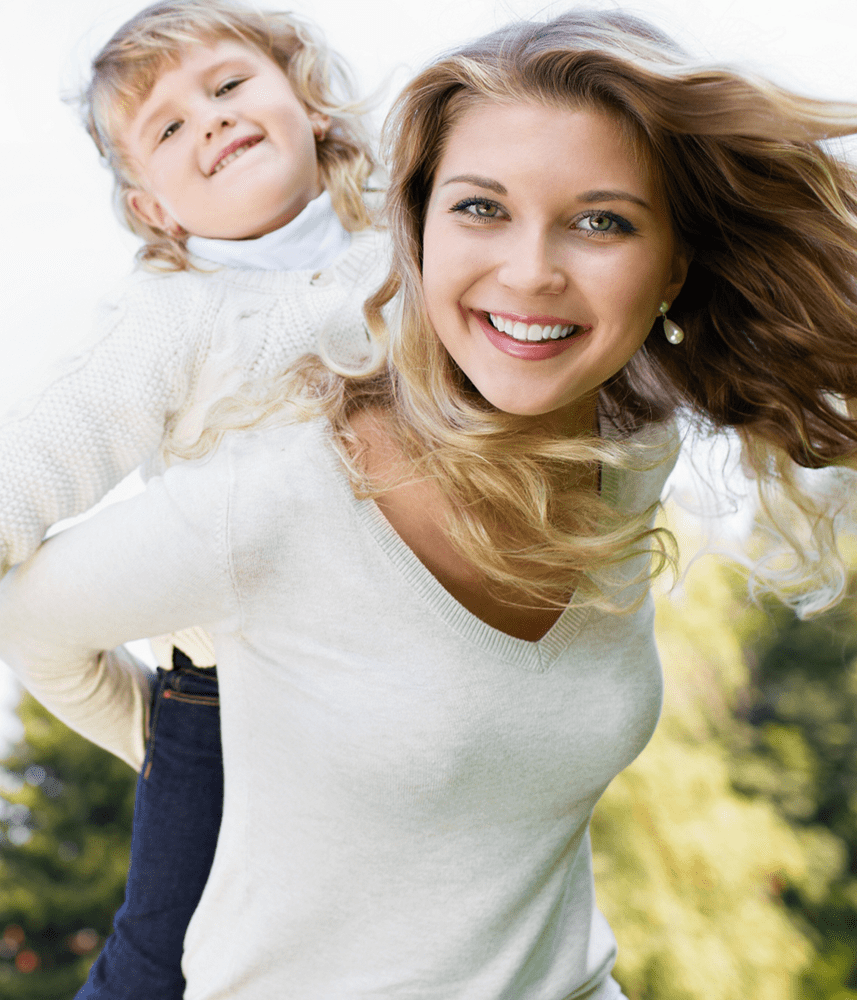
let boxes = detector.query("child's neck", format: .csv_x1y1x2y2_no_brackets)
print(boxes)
186,191,350,272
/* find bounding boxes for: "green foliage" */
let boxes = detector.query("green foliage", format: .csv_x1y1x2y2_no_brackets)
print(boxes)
593,518,857,1000
593,556,816,1000
0,692,135,998
731,593,857,998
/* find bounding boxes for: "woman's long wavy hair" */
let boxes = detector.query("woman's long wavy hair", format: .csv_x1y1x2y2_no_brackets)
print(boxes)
194,8,857,613
80,0,376,271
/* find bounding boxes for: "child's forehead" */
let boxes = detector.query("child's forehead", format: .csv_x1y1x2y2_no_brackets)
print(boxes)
152,36,268,84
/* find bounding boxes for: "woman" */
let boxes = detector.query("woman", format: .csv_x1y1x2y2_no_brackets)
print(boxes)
2,10,857,999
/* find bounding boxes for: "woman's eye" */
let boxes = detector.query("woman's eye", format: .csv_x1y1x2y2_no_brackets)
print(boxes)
451,198,507,222
578,213,616,234
574,212,635,237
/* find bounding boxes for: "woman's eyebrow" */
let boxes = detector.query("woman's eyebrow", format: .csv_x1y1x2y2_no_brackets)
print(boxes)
441,174,507,194
439,176,651,211
577,188,651,209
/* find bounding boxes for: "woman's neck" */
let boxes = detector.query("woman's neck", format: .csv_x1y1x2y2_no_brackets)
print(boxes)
345,408,595,641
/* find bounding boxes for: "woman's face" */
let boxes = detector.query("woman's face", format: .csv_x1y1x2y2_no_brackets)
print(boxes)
421,99,688,434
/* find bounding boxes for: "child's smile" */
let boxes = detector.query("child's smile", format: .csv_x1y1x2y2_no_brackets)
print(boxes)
123,39,329,240
208,135,264,175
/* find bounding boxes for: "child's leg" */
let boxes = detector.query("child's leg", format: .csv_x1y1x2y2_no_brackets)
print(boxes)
75,651,223,999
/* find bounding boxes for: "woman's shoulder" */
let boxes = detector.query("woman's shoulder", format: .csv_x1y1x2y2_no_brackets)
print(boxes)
207,420,347,580
151,421,332,563
603,417,682,514
213,419,337,504
220,416,327,458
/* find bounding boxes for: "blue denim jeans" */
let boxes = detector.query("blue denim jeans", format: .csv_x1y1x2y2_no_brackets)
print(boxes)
75,651,223,999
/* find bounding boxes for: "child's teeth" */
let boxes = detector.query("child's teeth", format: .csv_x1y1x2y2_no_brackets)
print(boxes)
489,314,574,342
213,143,252,174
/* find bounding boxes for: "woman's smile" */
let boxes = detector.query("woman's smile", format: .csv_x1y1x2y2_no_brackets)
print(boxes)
421,99,689,429
472,309,592,361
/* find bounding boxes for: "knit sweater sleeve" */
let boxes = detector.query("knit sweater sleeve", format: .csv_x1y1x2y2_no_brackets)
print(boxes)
0,444,239,771
0,271,208,575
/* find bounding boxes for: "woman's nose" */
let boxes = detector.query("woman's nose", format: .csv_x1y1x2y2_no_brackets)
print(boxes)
495,231,567,296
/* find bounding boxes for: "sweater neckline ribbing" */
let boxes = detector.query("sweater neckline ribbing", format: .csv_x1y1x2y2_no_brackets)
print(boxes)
313,423,627,672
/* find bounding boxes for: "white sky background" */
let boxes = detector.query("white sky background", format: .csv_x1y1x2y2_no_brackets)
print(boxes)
0,0,855,748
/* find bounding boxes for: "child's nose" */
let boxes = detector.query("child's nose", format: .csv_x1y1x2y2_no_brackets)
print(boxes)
204,113,237,141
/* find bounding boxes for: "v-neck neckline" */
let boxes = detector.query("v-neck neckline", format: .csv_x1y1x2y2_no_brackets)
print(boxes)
314,423,622,673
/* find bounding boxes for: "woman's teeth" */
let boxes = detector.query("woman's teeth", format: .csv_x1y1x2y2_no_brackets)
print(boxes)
488,314,575,342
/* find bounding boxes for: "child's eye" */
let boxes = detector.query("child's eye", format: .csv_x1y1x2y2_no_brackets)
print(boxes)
215,78,244,97
450,197,508,223
573,211,636,237
160,121,181,142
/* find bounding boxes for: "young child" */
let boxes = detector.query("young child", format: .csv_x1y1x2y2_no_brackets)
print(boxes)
0,1,386,996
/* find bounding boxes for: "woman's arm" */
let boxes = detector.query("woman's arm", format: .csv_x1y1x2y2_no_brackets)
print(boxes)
0,451,237,771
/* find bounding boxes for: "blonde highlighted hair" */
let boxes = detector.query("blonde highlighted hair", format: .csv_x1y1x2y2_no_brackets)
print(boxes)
193,8,857,613
80,0,376,270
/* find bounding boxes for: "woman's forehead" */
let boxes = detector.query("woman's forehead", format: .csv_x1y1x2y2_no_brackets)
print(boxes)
437,98,657,186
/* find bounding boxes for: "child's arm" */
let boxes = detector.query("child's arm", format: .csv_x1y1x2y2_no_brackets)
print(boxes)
0,443,235,771
0,273,206,575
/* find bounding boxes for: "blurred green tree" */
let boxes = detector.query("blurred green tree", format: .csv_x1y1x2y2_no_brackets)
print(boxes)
593,554,822,1000
731,588,857,998
0,691,135,999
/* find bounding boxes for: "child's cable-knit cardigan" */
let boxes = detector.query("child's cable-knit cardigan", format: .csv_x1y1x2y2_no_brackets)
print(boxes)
0,225,387,665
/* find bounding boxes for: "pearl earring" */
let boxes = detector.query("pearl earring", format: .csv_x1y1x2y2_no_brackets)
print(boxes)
659,301,685,345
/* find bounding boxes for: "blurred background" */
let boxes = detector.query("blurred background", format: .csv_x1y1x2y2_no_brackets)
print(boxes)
1,0,857,996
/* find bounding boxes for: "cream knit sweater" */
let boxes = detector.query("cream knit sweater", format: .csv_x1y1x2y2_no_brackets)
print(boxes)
0,416,678,999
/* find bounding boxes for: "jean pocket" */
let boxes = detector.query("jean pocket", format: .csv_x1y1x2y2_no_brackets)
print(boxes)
162,689,219,707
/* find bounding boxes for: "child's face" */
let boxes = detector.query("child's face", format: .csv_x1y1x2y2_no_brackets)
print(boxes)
123,39,329,240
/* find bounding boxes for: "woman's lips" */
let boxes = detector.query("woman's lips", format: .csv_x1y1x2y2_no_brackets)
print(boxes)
474,311,591,360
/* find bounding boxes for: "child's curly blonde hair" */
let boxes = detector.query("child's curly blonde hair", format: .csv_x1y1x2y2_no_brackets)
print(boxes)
80,0,376,271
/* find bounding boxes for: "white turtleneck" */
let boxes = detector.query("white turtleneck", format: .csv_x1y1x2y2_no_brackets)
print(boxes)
186,190,351,272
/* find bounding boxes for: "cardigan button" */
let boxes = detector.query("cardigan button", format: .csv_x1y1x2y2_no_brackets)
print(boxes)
310,270,334,287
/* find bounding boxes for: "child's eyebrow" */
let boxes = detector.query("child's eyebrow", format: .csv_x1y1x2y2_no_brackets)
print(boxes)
201,58,255,80
136,100,177,142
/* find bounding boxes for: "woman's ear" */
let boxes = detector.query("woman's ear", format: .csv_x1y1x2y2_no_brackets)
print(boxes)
125,189,185,236
665,243,693,304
